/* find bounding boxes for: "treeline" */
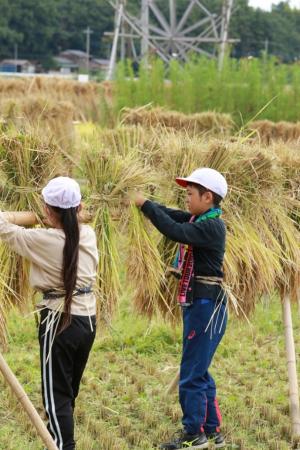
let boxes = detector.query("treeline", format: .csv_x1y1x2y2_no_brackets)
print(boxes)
0,0,113,65
0,0,300,64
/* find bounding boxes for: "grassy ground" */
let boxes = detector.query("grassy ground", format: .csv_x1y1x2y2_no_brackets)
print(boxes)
0,295,299,450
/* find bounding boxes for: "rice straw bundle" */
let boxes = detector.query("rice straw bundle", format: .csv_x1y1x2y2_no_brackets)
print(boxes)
0,130,64,343
223,215,283,314
82,144,156,319
0,77,101,121
157,130,203,204
127,203,168,317
265,202,300,300
197,139,299,314
121,106,234,136
0,131,64,211
153,235,184,322
250,120,300,144
1,97,75,153
76,120,300,322
123,128,300,321
79,123,163,170
142,132,203,321
100,125,158,158
271,142,300,205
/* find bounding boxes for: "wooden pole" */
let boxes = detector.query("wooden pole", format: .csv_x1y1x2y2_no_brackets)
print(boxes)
282,293,300,438
0,352,58,450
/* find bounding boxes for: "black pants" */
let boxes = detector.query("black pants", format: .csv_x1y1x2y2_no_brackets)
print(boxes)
39,309,96,450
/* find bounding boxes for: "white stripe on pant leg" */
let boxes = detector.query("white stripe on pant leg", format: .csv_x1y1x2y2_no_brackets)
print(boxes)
43,311,59,447
48,311,64,450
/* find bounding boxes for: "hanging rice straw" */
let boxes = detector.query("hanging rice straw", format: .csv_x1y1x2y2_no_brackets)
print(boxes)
127,203,170,318
0,130,64,342
82,143,156,319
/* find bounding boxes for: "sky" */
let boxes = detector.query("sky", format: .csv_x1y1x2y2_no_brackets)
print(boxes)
249,0,300,9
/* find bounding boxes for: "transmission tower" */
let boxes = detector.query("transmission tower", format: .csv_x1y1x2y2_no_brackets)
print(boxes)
106,0,237,80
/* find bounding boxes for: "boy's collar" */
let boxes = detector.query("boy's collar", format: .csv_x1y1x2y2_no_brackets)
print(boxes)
198,207,214,216
194,207,222,220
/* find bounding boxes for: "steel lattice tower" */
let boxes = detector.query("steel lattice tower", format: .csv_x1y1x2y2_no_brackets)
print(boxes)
106,0,236,80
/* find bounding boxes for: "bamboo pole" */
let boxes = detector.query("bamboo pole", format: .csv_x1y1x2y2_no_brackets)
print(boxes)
0,352,58,450
1,210,92,226
282,293,300,438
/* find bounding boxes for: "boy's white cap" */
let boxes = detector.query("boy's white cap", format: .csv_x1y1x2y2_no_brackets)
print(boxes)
176,168,228,199
42,176,81,209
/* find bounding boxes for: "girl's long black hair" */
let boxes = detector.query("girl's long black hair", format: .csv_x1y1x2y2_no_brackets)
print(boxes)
47,204,80,333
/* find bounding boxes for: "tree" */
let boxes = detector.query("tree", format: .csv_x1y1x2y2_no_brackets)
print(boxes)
1,0,300,66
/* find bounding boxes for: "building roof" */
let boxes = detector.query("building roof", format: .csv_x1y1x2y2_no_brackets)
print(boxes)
53,56,78,68
0,59,33,66
61,49,88,58
92,58,110,65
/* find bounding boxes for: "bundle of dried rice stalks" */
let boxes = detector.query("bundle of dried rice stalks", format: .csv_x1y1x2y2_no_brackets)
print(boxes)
250,120,300,144
0,77,100,121
77,122,163,170
127,204,169,318
126,129,300,321
121,106,234,136
1,97,75,152
271,142,300,204
194,139,299,314
81,142,156,320
0,130,64,344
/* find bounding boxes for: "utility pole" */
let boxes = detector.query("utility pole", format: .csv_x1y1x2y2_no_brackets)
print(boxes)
264,38,269,56
83,26,93,74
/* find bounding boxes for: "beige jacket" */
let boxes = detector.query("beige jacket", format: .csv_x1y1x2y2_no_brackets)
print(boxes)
0,213,99,316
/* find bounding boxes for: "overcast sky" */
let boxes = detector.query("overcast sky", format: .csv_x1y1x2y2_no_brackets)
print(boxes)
249,0,300,10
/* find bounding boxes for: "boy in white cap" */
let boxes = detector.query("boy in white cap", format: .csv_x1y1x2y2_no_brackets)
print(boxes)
0,177,98,450
135,168,228,449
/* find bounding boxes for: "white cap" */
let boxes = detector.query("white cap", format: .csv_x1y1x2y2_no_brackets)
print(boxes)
42,176,82,209
176,168,228,199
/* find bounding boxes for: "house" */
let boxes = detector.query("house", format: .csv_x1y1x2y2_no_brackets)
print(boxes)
91,58,110,71
52,56,79,74
53,50,110,74
60,50,89,69
0,59,36,73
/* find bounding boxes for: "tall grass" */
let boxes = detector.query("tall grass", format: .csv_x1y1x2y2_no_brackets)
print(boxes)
114,56,300,123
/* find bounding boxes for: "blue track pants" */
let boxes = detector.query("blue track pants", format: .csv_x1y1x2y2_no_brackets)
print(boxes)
179,298,227,435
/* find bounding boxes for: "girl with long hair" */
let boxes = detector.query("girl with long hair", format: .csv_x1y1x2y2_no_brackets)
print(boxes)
0,176,98,450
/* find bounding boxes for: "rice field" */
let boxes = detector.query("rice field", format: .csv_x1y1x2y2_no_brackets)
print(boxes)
0,76,299,450
0,297,299,450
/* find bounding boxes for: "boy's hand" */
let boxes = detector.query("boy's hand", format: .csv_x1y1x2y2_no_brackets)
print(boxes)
133,191,147,208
